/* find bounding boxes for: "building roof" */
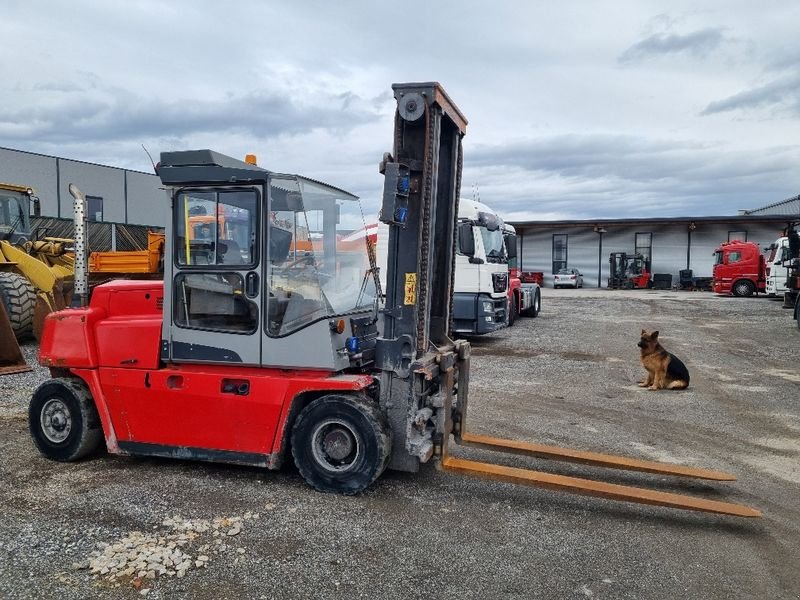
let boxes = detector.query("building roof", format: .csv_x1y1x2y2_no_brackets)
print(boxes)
0,145,157,177
508,214,793,230
741,194,800,217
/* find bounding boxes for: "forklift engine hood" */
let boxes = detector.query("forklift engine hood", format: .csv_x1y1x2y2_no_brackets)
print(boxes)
39,280,164,370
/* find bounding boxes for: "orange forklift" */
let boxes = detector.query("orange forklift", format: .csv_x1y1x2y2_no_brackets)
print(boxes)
29,83,759,517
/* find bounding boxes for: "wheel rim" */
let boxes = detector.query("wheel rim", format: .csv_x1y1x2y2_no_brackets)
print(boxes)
310,418,362,473
40,398,72,443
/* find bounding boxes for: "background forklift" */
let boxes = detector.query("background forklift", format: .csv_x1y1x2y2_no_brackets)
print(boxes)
30,83,758,517
608,252,651,289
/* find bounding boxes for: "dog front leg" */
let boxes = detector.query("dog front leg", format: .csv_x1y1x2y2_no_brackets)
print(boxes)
639,369,654,387
649,372,665,390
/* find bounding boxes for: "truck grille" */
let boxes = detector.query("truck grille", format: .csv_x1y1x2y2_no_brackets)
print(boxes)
492,272,508,293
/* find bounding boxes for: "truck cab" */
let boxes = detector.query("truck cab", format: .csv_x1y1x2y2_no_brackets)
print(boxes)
453,199,508,334
712,239,765,297
765,237,789,297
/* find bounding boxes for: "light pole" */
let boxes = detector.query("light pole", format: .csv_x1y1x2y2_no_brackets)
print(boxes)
594,226,607,288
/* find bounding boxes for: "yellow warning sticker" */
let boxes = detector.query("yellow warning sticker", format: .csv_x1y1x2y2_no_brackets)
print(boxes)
404,273,417,305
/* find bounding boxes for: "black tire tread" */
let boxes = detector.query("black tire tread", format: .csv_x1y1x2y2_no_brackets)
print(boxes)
29,377,103,462
0,271,36,339
291,394,391,495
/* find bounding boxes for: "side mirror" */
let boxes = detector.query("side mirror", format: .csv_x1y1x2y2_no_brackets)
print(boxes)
505,233,517,260
458,222,475,256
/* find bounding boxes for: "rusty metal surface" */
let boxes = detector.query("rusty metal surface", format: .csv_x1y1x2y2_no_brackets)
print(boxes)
440,456,762,518
457,431,738,481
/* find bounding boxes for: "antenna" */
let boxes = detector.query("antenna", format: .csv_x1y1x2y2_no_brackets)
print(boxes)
141,144,157,173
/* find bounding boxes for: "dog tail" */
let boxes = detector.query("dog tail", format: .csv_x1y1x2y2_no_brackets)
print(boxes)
667,379,689,390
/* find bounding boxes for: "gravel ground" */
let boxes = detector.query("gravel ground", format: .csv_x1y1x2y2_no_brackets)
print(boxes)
1,289,798,599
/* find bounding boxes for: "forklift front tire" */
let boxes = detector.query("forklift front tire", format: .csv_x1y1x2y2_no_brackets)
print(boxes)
291,394,391,495
29,378,103,462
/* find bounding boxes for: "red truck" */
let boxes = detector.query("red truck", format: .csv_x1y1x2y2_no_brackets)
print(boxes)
712,240,766,297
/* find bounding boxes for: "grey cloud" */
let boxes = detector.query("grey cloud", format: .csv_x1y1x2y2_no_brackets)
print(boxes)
619,28,727,64
0,81,383,144
463,134,800,219
701,74,800,116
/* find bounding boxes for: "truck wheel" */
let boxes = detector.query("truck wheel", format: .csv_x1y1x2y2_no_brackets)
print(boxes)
291,394,391,495
29,378,103,462
732,280,755,297
507,296,517,326
521,290,540,318
0,272,36,340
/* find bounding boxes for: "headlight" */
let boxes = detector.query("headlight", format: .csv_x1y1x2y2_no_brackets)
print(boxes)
482,300,494,313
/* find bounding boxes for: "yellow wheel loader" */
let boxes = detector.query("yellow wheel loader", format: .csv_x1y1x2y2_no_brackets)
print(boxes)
0,183,74,341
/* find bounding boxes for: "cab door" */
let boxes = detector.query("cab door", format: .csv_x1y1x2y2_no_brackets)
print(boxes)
167,186,262,365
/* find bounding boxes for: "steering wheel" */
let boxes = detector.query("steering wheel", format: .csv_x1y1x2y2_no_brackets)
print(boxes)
278,255,335,282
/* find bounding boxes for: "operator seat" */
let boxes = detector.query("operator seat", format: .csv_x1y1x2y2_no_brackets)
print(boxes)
219,239,244,264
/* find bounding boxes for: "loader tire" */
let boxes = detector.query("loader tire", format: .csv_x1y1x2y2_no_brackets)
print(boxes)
0,272,36,340
291,394,392,495
29,378,104,462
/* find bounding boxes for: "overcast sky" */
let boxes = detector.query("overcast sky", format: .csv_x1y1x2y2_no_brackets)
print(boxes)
2,1,799,221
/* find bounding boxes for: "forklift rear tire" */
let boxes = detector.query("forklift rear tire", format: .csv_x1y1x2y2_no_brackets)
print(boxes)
291,394,391,495
29,378,103,462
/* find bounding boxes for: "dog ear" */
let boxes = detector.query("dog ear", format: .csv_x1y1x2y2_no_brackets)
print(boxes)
641,328,646,335
652,331,659,339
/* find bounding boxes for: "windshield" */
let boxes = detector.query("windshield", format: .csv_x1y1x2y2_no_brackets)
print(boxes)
0,193,26,239
557,269,572,275
479,226,506,263
714,251,724,265
267,176,376,336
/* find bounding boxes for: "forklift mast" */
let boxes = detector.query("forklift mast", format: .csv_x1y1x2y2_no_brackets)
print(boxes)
376,82,470,472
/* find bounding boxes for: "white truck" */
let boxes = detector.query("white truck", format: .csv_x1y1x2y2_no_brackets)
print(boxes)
377,199,539,335
765,236,790,297
451,199,510,334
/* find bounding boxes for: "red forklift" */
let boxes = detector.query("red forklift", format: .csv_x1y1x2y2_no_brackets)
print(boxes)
29,83,758,517
608,252,651,289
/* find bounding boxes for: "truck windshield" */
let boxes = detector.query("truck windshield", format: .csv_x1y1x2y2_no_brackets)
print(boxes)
0,193,25,239
267,176,377,336
479,226,506,262
714,251,724,265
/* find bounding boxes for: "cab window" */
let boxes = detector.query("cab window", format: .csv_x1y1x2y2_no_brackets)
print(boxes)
175,189,258,267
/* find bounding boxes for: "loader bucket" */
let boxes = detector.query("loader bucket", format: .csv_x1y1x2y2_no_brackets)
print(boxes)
0,301,31,375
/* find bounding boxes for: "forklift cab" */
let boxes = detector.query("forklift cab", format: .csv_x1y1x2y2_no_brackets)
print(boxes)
159,151,378,371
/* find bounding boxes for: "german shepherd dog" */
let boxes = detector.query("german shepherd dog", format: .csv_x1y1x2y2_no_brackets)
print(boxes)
638,330,690,390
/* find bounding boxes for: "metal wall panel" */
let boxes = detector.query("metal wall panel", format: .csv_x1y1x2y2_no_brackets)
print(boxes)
0,148,59,217
126,170,167,225
0,147,163,226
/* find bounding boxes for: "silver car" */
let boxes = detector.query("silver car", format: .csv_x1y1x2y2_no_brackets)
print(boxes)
554,268,583,288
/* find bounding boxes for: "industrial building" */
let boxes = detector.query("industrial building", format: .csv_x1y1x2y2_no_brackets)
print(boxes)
510,196,799,288
0,146,164,226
